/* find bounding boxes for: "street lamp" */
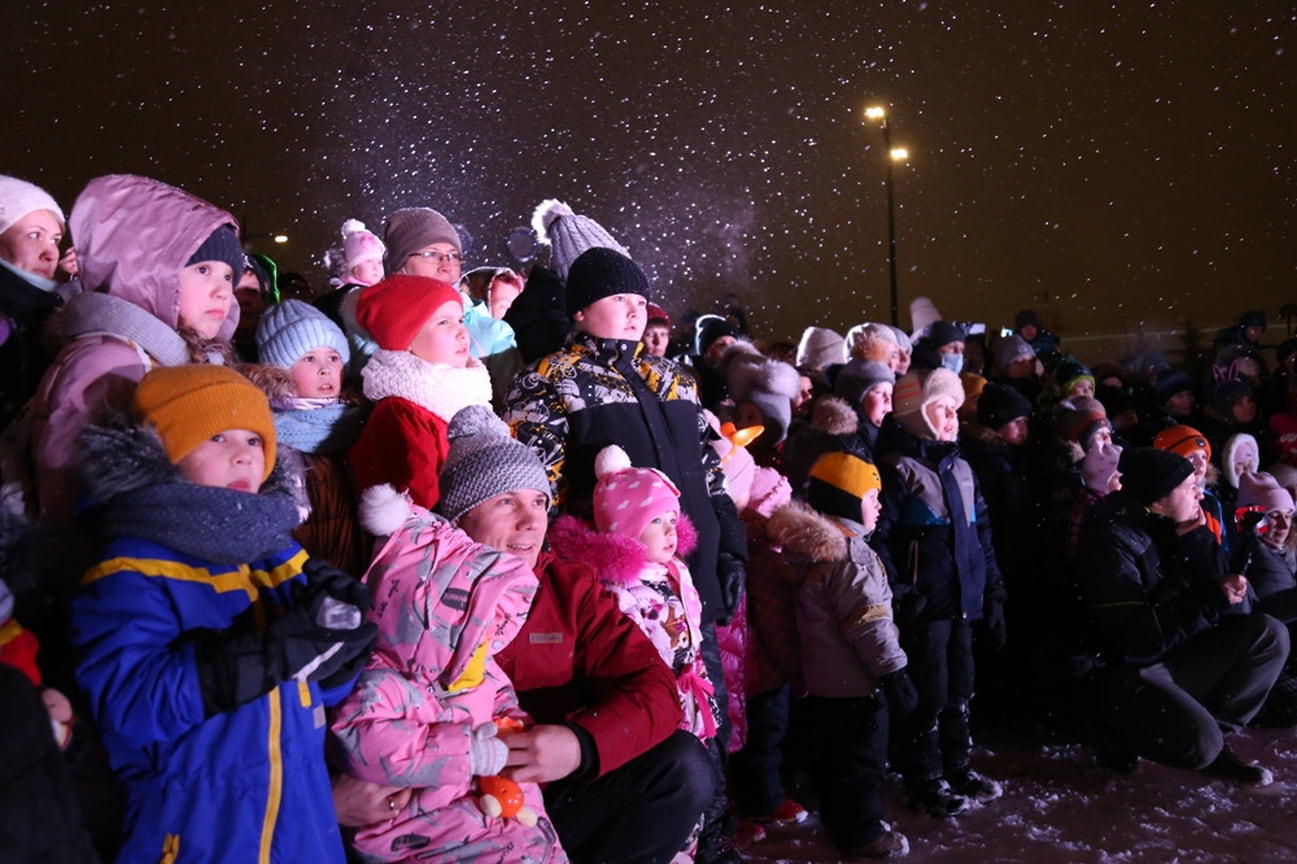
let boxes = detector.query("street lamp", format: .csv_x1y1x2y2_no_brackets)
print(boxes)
864,105,909,328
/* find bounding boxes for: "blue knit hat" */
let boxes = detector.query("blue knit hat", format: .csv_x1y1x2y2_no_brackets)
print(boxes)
255,299,350,369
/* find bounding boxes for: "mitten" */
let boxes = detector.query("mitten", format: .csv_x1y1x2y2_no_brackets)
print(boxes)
983,596,1007,651
879,668,919,717
301,556,373,613
470,722,508,777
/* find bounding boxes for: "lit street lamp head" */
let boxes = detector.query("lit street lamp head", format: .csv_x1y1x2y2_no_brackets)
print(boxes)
889,148,909,162
865,105,887,121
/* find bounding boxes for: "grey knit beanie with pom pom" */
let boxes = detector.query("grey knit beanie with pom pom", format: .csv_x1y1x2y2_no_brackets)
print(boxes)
531,199,630,283
436,405,551,523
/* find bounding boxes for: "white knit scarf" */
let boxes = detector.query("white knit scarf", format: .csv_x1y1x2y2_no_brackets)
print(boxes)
361,349,492,421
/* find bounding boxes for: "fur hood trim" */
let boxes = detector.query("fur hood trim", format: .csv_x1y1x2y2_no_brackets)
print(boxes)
77,411,305,509
768,499,847,563
810,395,859,436
549,513,697,587
239,362,298,401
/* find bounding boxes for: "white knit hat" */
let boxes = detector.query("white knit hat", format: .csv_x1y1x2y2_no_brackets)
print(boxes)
0,175,64,236
795,326,844,369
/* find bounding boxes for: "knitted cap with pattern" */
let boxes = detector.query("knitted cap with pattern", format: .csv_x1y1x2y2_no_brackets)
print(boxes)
356,274,463,351
593,445,681,540
133,364,276,481
256,299,350,369
0,175,64,235
383,207,461,275
436,405,551,523
808,451,882,522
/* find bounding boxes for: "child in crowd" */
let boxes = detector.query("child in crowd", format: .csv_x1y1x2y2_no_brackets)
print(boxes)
783,451,915,859
552,444,719,741
69,364,376,863
252,299,369,574
330,406,564,863
643,303,673,357
873,368,1005,817
326,219,385,289
347,274,491,510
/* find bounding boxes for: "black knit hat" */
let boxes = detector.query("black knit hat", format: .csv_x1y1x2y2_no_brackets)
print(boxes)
695,314,738,357
977,382,1032,430
1118,447,1195,507
927,320,966,349
565,247,650,317
1153,368,1195,404
186,224,245,278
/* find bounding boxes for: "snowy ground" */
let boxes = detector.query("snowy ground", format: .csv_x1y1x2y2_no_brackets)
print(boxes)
744,727,1297,864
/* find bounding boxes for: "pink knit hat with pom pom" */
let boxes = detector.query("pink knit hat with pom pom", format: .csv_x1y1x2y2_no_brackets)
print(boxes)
593,445,681,540
342,219,385,270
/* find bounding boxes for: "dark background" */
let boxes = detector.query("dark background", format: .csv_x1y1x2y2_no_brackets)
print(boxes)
6,1,1293,346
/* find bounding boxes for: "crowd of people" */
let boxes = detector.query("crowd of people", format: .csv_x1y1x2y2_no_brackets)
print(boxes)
1,170,1295,863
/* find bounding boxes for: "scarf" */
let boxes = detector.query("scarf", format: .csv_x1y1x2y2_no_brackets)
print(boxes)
272,400,366,454
361,349,491,421
61,291,189,367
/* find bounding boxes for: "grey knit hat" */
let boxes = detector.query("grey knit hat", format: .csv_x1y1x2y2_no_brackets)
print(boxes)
256,299,351,369
531,199,630,283
383,207,461,275
835,359,895,408
437,405,551,523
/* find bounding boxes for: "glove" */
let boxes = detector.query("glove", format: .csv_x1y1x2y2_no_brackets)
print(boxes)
879,669,919,717
716,553,746,625
892,586,927,626
983,596,1007,651
470,722,508,776
301,556,372,613
193,587,377,716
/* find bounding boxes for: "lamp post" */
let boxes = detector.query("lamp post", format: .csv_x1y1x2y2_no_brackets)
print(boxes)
865,106,908,328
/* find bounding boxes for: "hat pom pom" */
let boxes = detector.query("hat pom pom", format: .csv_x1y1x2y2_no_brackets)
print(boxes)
531,199,574,242
594,445,632,480
341,218,367,237
360,484,413,536
447,404,509,443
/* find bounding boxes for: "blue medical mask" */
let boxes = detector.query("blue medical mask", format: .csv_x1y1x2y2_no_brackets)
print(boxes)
940,352,964,375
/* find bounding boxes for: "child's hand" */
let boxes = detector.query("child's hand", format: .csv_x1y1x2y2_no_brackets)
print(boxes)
42,687,73,724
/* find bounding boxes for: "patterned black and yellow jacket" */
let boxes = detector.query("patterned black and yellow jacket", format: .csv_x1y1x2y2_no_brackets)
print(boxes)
504,330,747,622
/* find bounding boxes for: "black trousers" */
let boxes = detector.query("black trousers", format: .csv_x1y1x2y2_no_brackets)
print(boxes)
543,730,714,864
1095,612,1289,770
730,685,791,817
806,693,890,851
896,617,976,787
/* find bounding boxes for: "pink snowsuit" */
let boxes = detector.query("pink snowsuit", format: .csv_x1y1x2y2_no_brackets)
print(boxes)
330,502,566,863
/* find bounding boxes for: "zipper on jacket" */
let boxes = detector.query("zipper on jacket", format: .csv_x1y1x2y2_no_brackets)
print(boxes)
259,689,283,864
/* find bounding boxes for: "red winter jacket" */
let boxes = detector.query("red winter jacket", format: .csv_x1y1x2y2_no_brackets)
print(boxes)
496,551,682,778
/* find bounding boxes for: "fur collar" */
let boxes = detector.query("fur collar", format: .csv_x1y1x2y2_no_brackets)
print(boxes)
768,499,848,563
361,349,491,420
549,513,697,587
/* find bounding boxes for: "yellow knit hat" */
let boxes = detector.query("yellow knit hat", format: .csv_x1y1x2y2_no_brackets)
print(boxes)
133,364,277,482
809,451,882,499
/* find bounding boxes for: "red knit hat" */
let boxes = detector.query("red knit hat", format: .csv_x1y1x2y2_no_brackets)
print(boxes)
356,274,463,351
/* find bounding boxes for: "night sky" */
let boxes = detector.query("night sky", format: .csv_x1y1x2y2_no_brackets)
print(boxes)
6,2,1294,349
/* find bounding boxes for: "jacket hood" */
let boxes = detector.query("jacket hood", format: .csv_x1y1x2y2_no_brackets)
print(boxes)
810,395,860,436
768,499,847,563
77,410,303,508
549,513,698,587
69,174,241,342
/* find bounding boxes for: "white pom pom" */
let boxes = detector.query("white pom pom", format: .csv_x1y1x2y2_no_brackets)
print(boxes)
531,199,574,242
359,484,413,536
594,445,632,479
341,218,367,237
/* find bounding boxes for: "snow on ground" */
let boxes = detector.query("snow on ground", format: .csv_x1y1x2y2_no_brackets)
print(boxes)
744,727,1297,864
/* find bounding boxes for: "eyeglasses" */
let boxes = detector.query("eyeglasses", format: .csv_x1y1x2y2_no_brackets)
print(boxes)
408,250,462,264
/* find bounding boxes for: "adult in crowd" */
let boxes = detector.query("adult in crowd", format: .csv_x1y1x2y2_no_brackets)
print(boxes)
1075,446,1289,783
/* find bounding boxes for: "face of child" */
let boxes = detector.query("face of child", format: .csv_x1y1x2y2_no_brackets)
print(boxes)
895,348,912,375
408,299,469,366
705,336,738,366
1007,356,1036,380
0,209,63,279
1185,449,1209,488
642,323,671,357
859,488,882,533
177,429,265,493
925,395,960,441
638,509,680,565
885,342,901,372
178,260,235,339
575,293,647,341
1232,395,1258,425
1069,379,1094,398
793,374,815,416
999,416,1029,446
289,347,344,397
1165,389,1195,418
1266,508,1294,546
1235,446,1258,481
350,258,384,287
861,382,893,427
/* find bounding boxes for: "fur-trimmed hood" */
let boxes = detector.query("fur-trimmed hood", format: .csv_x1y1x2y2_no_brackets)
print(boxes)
767,499,847,563
809,395,859,436
77,411,305,510
549,513,697,587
